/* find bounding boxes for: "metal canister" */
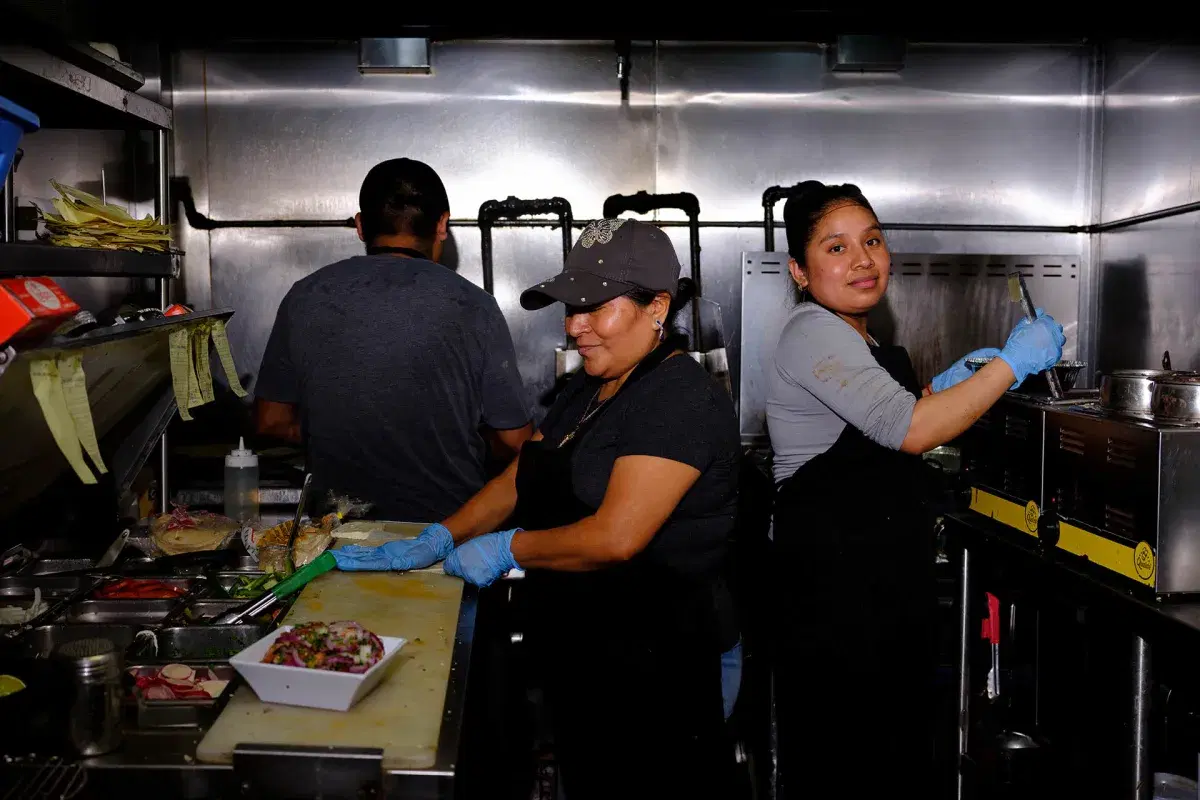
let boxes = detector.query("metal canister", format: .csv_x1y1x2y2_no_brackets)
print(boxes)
55,637,123,757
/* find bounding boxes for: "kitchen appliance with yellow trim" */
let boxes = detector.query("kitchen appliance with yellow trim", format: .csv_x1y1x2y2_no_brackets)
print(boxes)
1038,403,1200,595
961,390,1098,541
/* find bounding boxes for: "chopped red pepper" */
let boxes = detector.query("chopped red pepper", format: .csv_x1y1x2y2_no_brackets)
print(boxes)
95,578,186,599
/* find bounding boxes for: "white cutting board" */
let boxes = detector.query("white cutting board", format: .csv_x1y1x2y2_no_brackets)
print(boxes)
196,522,464,770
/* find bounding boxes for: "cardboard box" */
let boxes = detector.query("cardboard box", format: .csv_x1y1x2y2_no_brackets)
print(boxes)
0,277,81,346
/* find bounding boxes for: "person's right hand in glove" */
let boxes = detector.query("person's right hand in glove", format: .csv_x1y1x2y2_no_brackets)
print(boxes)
331,523,455,571
996,308,1065,389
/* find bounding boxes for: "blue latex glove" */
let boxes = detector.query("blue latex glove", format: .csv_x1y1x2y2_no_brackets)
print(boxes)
331,523,454,572
996,308,1066,388
443,529,521,587
931,347,1003,393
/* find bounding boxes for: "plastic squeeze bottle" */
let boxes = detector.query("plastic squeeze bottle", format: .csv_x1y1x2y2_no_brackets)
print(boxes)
223,437,259,523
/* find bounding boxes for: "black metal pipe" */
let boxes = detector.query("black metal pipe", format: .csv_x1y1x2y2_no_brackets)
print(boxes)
602,190,703,342
1089,200,1200,233
174,178,353,229
762,182,1095,250
477,196,573,297
173,172,1200,252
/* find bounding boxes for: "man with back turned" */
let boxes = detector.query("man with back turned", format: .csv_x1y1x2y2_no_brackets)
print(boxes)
256,158,533,522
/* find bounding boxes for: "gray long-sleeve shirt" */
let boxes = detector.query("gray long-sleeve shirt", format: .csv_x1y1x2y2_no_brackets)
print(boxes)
766,304,917,484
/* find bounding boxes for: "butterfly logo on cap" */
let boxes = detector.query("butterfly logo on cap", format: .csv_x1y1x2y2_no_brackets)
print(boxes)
579,218,629,248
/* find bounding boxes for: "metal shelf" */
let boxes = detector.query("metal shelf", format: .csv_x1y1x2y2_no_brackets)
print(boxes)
19,307,234,356
0,44,172,130
0,242,179,278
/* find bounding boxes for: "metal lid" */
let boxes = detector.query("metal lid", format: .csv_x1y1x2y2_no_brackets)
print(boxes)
1154,373,1200,386
56,637,121,680
1107,369,1200,379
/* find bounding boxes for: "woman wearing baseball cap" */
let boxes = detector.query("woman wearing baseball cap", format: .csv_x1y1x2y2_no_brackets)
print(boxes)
440,218,740,797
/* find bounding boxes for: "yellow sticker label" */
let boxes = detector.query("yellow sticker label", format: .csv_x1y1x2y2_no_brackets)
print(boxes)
1134,541,1155,581
1024,501,1040,534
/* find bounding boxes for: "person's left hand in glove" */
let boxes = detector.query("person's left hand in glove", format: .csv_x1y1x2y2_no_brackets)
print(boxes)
331,523,455,571
443,529,521,587
929,347,1003,393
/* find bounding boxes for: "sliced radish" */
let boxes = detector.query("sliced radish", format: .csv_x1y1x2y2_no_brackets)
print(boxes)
158,663,195,684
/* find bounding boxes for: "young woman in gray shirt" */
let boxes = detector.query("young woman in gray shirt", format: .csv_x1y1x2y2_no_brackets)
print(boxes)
765,181,1064,795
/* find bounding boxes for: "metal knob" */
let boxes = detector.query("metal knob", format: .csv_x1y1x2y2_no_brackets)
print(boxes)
1037,506,1060,549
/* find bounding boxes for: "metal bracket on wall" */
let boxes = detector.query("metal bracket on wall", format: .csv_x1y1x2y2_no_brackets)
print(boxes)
477,196,573,297
602,190,703,341
233,743,384,799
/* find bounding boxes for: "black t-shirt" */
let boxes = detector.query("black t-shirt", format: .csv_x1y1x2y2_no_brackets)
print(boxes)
256,255,530,522
540,354,741,648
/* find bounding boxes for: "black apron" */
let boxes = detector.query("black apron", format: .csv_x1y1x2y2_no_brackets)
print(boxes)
773,343,937,796
512,340,730,800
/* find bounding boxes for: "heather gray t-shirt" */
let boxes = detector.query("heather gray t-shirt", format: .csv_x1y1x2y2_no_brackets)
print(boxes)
256,255,531,522
766,304,917,484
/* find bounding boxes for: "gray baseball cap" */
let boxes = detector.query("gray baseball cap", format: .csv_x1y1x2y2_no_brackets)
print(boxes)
519,218,682,311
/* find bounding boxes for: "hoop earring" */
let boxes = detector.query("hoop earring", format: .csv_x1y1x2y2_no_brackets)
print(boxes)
654,319,665,342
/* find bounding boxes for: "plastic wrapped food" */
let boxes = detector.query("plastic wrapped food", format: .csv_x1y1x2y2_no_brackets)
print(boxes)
261,621,385,674
251,513,338,568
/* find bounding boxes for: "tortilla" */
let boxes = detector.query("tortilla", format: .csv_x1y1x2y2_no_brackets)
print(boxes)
150,509,240,556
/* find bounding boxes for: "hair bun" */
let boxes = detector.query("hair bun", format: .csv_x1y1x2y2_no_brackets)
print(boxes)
675,276,697,307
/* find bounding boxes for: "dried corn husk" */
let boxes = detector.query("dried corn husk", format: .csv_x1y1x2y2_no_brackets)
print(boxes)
37,180,172,253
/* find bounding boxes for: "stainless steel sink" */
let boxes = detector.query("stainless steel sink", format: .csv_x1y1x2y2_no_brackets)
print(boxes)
57,599,179,625
16,624,138,658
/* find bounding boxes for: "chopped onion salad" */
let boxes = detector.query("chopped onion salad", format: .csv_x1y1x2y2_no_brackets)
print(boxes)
261,621,384,674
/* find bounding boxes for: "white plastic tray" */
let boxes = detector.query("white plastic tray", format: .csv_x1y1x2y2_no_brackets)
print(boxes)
229,625,406,712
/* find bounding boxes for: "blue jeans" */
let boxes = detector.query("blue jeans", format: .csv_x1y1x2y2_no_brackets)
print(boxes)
720,639,743,720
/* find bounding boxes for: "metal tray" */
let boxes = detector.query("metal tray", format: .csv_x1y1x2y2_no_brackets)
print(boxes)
0,576,86,599
124,663,236,728
179,599,245,624
18,559,93,576
90,577,196,600
57,599,179,625
14,623,138,658
139,624,271,662
206,572,271,598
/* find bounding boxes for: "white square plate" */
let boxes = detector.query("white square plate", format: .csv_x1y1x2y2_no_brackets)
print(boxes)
229,625,407,711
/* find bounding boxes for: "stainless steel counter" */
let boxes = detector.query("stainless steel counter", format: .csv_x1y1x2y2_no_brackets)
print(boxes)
3,586,478,800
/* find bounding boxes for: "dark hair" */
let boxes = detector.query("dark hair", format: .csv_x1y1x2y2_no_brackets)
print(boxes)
358,158,450,244
783,181,877,265
782,181,877,303
626,277,697,338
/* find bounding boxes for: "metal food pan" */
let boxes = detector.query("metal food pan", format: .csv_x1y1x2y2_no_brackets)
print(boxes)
143,624,271,662
57,599,180,625
18,559,93,576
124,664,236,728
89,577,196,600
0,576,86,599
16,624,138,659
206,572,269,598
177,599,280,625
966,357,1086,394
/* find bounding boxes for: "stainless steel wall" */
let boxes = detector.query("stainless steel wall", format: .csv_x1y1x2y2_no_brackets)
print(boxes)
172,41,1096,414
1096,42,1200,373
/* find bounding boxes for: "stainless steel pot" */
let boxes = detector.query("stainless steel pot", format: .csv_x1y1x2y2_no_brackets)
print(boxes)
1151,374,1200,423
1099,370,1168,416
1100,370,1200,417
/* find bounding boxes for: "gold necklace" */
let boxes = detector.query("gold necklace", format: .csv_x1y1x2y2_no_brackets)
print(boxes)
558,387,609,448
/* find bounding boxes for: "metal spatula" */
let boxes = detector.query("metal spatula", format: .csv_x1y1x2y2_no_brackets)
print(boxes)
1007,271,1063,399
